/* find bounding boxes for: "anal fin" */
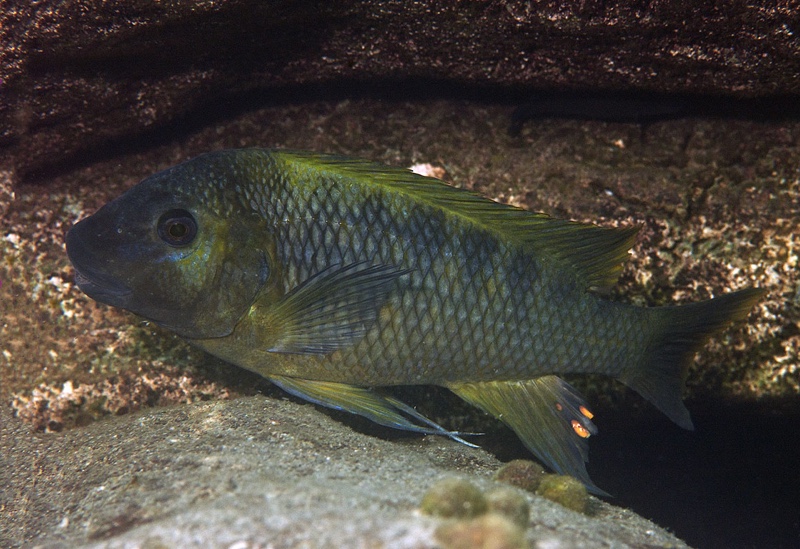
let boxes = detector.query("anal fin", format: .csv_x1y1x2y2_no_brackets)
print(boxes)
269,375,477,447
448,376,608,495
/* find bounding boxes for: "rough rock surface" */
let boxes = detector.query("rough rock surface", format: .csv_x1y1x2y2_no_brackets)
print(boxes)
2,97,798,546
2,1,799,178
0,396,689,548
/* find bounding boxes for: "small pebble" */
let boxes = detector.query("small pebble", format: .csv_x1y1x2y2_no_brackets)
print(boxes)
420,477,488,519
494,459,547,493
435,513,527,549
536,474,589,514
486,486,530,528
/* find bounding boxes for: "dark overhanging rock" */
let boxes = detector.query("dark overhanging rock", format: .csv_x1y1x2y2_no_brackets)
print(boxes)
2,1,799,179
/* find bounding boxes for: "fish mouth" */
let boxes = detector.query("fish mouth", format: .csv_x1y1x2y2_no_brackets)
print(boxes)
66,222,133,304
72,265,133,304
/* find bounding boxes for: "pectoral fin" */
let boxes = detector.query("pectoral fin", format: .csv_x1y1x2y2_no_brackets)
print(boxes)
269,375,477,446
448,376,607,495
267,263,409,354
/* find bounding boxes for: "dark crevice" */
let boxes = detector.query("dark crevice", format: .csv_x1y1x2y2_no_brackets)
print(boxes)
490,395,800,549
16,88,800,184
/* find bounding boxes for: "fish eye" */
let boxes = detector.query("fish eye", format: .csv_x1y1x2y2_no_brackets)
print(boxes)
157,209,197,247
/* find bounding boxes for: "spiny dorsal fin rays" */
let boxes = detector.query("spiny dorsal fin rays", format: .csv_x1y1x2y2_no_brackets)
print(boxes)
448,376,609,496
275,150,638,292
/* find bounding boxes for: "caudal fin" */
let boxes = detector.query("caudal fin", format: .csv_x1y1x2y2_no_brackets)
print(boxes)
619,288,765,430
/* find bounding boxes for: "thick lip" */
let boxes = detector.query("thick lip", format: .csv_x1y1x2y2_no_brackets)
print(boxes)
72,265,133,302
67,222,134,303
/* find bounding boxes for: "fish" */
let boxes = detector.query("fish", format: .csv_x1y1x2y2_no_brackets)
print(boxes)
65,148,764,494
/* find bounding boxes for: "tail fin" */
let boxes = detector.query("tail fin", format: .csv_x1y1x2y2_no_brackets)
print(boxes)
619,288,765,430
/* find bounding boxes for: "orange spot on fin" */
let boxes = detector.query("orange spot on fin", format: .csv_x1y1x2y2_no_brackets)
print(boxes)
571,420,591,438
579,405,594,419
555,402,563,412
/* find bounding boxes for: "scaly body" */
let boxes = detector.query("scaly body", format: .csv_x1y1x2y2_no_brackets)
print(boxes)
195,151,648,387
66,149,763,493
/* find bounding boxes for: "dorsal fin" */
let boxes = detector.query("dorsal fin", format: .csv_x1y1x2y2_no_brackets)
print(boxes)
519,219,638,291
275,150,638,291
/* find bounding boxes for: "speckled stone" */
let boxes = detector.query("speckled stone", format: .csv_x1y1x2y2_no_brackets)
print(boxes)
0,397,690,548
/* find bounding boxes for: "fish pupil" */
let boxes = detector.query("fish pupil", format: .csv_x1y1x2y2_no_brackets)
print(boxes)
157,209,197,247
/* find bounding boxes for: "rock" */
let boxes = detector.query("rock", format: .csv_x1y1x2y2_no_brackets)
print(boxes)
536,474,590,514
0,396,690,548
494,459,548,493
420,477,489,519
435,513,528,549
485,487,531,529
2,1,799,179
1,96,796,546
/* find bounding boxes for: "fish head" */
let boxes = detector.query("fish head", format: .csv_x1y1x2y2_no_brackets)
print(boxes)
66,153,273,339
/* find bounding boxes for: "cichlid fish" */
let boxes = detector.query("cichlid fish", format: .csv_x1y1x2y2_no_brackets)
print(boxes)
65,149,763,493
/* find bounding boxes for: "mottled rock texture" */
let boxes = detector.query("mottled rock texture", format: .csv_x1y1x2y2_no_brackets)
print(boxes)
2,0,799,178
3,98,797,548
2,2,798,546
0,396,690,548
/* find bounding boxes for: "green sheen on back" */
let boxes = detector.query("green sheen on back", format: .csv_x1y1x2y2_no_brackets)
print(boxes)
271,150,639,292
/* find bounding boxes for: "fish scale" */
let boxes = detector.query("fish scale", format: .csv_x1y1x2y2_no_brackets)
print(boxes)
66,148,764,493
263,161,641,385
